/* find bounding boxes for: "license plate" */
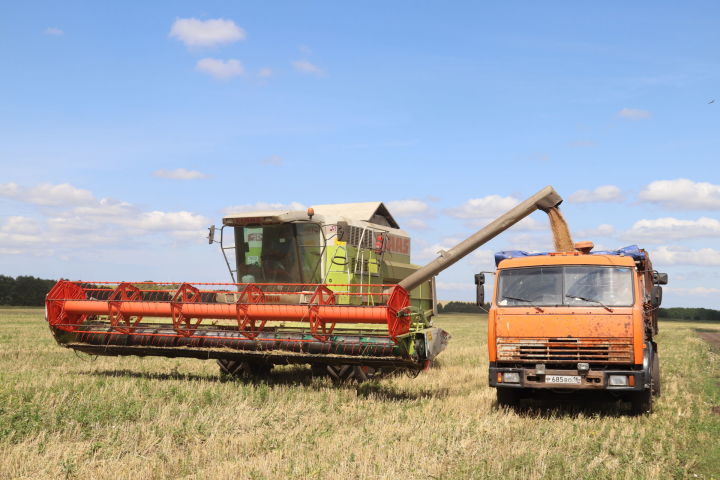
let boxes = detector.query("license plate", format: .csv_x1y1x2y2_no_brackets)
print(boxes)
545,375,581,385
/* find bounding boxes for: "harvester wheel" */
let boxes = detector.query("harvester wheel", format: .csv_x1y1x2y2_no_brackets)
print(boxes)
310,364,329,377
325,365,375,382
217,359,273,378
651,353,661,397
496,388,520,407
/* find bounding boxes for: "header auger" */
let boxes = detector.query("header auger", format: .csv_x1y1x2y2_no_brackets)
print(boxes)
45,186,563,380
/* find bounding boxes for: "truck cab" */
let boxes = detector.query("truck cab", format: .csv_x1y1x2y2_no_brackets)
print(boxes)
484,243,667,414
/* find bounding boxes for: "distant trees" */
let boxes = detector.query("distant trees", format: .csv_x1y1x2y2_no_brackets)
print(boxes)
0,275,56,306
437,301,491,314
658,307,720,321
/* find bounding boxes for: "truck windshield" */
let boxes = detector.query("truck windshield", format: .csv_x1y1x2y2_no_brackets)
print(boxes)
497,266,633,307
234,223,323,284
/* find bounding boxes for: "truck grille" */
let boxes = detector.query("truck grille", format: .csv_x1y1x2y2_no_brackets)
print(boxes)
496,338,633,363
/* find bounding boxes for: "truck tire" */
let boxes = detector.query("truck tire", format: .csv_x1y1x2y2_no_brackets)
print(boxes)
651,353,661,397
630,388,652,415
496,388,520,407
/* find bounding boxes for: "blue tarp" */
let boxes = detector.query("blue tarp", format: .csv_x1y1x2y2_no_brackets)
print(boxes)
494,245,645,266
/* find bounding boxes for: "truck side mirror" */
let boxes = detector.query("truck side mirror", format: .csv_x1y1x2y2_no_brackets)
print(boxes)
651,285,663,307
474,273,485,306
653,271,668,285
207,225,216,244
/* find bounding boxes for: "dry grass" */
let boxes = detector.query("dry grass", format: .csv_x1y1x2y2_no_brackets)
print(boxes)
0,308,718,480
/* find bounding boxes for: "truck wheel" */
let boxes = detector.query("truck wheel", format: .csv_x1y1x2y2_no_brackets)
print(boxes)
496,388,520,407
651,353,661,397
630,388,652,415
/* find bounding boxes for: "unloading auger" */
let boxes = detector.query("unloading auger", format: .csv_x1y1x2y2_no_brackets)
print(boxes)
45,186,562,380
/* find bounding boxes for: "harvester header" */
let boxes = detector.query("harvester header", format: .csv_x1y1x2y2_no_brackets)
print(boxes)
45,186,563,380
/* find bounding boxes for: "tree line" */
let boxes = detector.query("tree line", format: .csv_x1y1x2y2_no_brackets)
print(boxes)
1,276,720,321
0,275,57,306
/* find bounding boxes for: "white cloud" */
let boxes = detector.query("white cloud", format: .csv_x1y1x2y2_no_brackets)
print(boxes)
403,219,430,230
0,182,94,206
663,286,720,296
44,27,64,36
222,202,306,216
0,182,211,256
387,199,431,217
651,246,720,266
0,216,40,234
448,195,520,219
154,168,208,180
618,108,651,119
129,211,208,232
262,155,283,167
638,179,720,210
169,18,245,47
292,60,323,75
196,58,244,79
258,67,273,78
568,185,622,203
415,237,464,261
448,195,546,232
576,224,615,238
623,217,720,242
469,249,496,267
436,282,475,292
504,232,554,252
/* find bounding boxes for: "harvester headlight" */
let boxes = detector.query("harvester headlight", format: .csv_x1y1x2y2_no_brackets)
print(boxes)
608,375,628,386
503,372,520,383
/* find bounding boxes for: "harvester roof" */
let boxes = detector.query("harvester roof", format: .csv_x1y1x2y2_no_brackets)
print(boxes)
223,201,400,229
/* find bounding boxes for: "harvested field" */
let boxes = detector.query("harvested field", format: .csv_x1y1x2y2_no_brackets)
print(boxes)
697,329,720,351
0,308,718,479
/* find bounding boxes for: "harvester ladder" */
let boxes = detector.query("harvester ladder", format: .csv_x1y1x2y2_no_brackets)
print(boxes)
219,226,238,283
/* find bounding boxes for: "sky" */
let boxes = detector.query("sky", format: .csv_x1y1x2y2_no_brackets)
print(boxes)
0,1,718,308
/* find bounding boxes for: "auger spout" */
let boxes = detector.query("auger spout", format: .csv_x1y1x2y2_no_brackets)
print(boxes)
397,185,563,292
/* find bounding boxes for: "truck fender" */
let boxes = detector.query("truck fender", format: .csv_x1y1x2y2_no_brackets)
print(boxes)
641,341,655,389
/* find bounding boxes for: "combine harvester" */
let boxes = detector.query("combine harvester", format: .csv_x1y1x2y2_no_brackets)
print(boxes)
45,186,563,380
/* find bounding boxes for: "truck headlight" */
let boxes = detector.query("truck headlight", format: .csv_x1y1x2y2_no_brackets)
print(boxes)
608,375,628,386
503,372,520,383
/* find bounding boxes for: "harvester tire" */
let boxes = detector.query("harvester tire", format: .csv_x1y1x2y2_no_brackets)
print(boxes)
325,365,374,382
496,388,520,407
310,364,329,377
651,353,661,397
217,359,273,378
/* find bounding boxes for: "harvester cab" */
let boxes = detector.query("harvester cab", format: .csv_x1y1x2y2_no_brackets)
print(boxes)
45,187,564,382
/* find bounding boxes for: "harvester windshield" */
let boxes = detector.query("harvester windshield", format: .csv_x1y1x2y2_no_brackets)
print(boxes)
235,223,323,284
497,266,633,307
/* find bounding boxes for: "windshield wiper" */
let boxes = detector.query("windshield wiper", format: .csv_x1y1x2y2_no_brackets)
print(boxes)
565,295,613,312
502,296,544,313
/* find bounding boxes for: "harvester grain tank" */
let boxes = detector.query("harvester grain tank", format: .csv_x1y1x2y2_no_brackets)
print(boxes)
483,243,667,414
45,186,563,380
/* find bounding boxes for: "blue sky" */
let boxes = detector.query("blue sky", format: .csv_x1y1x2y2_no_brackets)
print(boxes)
1,2,718,307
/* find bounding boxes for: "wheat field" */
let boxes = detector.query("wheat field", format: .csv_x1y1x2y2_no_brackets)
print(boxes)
0,308,717,480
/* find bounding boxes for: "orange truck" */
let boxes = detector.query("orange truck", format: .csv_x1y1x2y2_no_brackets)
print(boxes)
480,242,667,414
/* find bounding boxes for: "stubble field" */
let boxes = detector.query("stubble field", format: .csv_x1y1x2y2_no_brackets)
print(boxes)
0,308,718,480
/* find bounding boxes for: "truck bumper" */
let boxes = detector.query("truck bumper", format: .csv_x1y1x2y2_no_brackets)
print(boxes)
488,362,649,392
